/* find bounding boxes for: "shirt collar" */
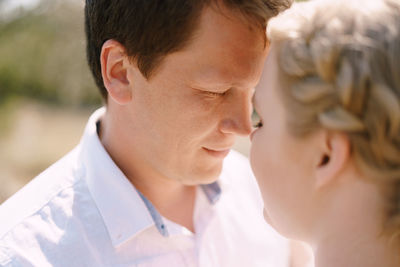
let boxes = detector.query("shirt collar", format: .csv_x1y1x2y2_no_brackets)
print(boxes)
79,107,221,246
200,182,221,204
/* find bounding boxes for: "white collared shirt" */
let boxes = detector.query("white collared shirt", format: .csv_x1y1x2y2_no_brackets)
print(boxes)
0,108,289,267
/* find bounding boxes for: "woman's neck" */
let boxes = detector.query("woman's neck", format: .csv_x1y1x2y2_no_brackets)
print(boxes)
313,232,399,267
311,171,400,267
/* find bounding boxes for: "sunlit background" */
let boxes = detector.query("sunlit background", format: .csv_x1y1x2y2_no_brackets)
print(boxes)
0,0,103,203
0,0,251,203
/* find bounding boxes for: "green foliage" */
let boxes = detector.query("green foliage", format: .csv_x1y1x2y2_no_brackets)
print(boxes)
0,1,102,107
0,0,308,107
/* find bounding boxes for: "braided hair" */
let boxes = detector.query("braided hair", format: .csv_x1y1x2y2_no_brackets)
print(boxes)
268,0,400,242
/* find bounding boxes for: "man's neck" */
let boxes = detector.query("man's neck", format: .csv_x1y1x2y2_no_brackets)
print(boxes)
99,114,197,232
136,179,197,233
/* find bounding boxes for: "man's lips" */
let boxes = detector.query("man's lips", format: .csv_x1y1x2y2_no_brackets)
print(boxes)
202,147,231,158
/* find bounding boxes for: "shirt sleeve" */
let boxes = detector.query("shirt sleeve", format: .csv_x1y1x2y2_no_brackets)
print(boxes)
0,245,12,267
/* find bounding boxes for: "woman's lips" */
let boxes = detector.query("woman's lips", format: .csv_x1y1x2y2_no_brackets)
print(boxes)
203,147,231,158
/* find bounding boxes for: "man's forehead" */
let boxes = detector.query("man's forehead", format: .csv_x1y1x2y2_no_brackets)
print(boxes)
150,1,268,89
192,3,266,50
189,59,265,90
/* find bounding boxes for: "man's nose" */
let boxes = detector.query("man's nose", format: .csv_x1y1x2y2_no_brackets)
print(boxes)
219,91,253,136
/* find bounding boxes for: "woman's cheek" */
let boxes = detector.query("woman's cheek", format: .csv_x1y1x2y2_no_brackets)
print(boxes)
250,139,267,189
250,137,261,177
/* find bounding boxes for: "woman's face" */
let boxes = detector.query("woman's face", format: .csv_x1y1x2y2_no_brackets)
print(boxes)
250,47,319,240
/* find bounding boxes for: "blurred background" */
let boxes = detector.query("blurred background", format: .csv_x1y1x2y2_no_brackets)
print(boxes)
1,0,101,203
0,0,251,203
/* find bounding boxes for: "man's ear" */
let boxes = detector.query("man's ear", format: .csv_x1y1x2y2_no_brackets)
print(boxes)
100,39,133,105
314,131,350,189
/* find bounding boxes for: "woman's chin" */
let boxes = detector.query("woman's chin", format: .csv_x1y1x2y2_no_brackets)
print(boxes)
263,208,301,240
263,208,281,232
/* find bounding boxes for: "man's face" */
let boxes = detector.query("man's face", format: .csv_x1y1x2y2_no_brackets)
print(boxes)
121,5,268,185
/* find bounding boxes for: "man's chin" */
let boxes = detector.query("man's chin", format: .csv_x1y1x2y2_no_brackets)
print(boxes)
185,166,222,186
184,173,220,186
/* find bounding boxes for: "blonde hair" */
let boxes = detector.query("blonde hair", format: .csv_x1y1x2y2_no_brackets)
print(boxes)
268,0,400,240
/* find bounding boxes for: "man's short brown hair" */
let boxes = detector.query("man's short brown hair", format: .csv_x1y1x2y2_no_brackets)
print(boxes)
84,0,292,99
